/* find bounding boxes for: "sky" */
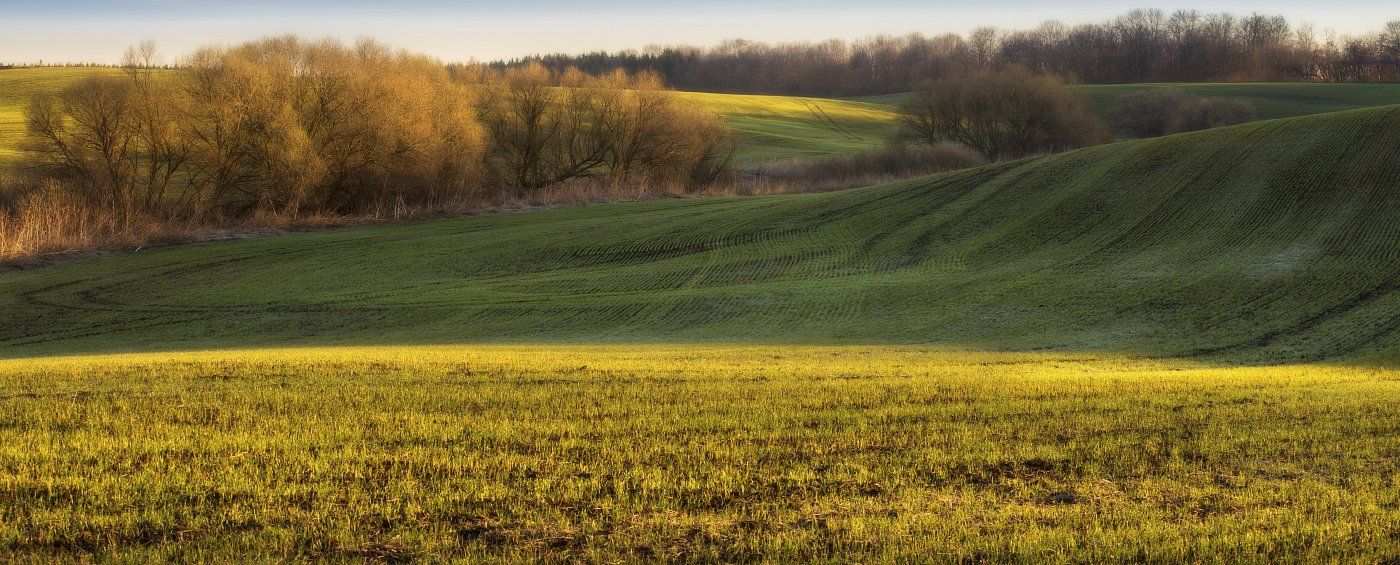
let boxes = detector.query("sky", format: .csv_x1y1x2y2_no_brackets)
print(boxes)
3,0,1396,64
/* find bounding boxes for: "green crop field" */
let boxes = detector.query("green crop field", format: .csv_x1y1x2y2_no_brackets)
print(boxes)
1,346,1395,561
0,86,1397,559
851,82,1400,137
675,92,898,162
4,106,1396,361
1075,82,1400,121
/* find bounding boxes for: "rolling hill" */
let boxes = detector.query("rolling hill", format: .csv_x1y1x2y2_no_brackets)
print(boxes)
2,105,1396,362
853,82,1400,137
675,92,898,162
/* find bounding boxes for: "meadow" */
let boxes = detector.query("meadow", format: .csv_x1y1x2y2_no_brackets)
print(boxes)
1,345,1396,561
675,92,898,162
3,106,1396,362
1,67,1398,560
854,82,1400,137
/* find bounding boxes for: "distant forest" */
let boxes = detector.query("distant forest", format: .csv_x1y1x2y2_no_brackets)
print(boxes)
484,10,1400,96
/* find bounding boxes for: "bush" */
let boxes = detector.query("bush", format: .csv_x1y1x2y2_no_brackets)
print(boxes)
1169,97,1257,134
897,66,1109,160
1109,89,1191,138
1110,89,1257,137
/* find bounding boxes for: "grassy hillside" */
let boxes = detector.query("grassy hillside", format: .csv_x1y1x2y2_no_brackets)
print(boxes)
3,106,1396,362
676,92,898,162
852,82,1400,136
1076,82,1400,121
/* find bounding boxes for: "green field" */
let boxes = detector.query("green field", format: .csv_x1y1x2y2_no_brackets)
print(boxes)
852,82,1400,137
4,106,1396,361
1,346,1395,561
1,79,1398,559
676,92,898,162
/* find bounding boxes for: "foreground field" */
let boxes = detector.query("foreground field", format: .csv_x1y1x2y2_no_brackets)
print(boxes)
1,345,1395,561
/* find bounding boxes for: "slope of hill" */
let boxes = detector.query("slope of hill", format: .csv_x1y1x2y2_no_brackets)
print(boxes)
675,92,898,162
852,82,1400,136
1076,82,1400,122
2,106,1396,362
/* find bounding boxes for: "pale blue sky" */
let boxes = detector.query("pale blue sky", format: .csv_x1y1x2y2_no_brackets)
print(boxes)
3,1,1396,64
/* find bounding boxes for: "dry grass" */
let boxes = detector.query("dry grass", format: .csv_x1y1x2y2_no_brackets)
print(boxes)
0,189,155,262
0,153,986,267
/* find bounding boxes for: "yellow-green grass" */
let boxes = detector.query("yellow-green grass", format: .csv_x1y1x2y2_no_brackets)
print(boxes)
1,85,1397,560
1,345,1396,561
676,92,898,163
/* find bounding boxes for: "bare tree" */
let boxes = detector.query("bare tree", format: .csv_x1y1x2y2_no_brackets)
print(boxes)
25,76,141,226
897,67,1108,160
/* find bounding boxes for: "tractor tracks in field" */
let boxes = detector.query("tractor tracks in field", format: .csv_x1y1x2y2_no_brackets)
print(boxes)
800,100,863,142
1179,275,1399,361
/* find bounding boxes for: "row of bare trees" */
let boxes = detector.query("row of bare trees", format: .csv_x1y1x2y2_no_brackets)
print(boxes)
498,11,1400,96
20,38,734,227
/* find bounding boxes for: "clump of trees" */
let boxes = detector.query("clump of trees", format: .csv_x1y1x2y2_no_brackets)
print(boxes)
20,38,734,228
1109,89,1257,138
495,11,1400,96
896,67,1109,160
474,63,733,194
26,38,487,222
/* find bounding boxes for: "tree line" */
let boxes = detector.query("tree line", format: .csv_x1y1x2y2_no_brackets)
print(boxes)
493,11,1400,96
18,38,734,228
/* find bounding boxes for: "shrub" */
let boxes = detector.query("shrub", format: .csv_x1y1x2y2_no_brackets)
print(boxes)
897,66,1109,160
1168,97,1257,134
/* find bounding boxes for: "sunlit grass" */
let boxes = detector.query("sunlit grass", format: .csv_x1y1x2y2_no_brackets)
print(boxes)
676,92,899,162
1,345,1395,560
